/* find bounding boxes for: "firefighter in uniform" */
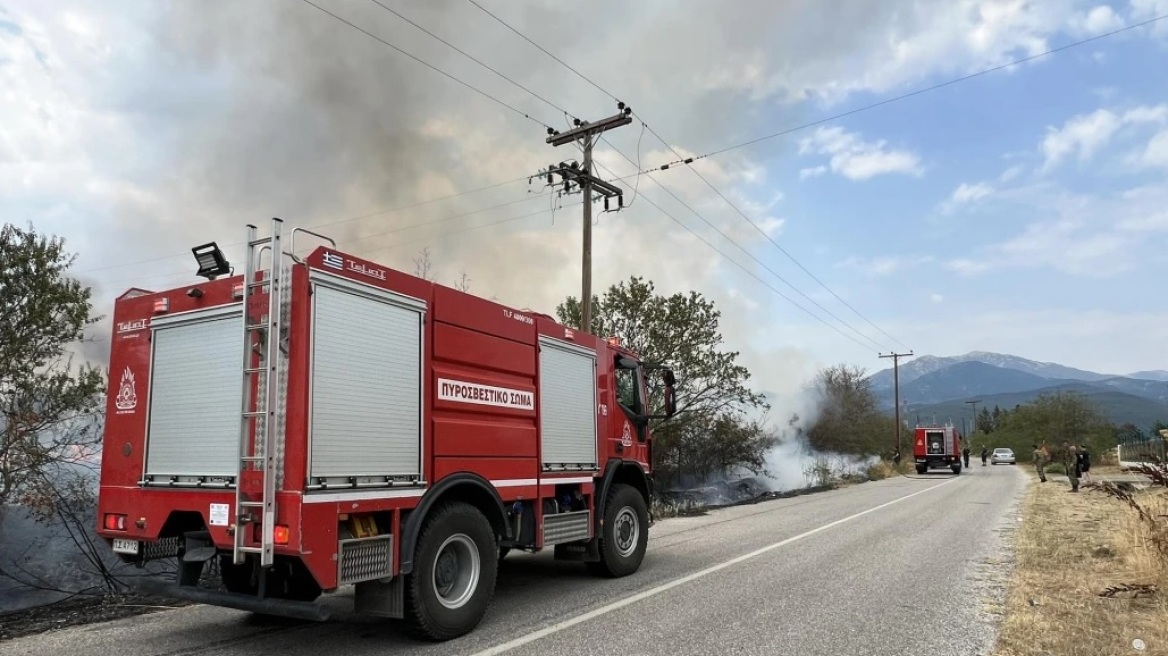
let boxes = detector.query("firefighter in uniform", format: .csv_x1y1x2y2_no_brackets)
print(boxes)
1032,444,1047,482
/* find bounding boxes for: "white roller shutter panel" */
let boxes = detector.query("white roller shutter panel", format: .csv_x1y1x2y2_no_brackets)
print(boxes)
309,284,422,479
146,313,244,477
539,340,597,470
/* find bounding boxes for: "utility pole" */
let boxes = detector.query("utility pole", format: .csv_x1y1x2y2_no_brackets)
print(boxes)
966,399,981,440
880,351,914,458
545,103,633,332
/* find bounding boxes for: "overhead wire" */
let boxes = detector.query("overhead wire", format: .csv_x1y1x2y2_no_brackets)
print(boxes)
459,5,1168,350
298,0,555,130
463,0,904,350
287,0,886,347
589,159,880,351
631,12,1168,170
75,10,1168,281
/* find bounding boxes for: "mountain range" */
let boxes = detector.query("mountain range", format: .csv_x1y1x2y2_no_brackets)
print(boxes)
869,352,1168,430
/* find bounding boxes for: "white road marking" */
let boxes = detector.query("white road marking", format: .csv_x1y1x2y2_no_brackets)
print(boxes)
468,477,961,656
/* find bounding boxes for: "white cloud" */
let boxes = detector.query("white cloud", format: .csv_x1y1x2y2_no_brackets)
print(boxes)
952,182,995,204
948,182,1168,277
799,126,923,181
1040,104,1168,169
799,165,827,180
940,181,995,213
1143,129,1168,168
930,293,944,304
1068,5,1125,35
1128,0,1168,36
1041,109,1122,167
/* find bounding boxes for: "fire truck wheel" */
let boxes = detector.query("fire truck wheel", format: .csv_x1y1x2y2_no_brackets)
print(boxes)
405,501,498,641
588,483,648,578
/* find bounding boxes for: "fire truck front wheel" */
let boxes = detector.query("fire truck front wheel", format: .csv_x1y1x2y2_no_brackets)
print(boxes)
404,501,498,641
588,483,649,578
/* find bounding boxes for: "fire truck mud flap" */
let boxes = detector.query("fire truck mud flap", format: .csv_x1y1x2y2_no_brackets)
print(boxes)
134,578,332,622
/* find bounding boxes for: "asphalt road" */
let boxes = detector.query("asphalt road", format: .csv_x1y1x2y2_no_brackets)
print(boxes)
2,464,1027,656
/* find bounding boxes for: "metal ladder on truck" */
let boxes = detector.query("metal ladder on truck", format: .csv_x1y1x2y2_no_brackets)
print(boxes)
233,218,285,567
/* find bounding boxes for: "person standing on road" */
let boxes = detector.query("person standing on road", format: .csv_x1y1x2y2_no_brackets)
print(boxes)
1032,444,1047,482
981,447,989,466
962,444,971,468
1062,441,1080,492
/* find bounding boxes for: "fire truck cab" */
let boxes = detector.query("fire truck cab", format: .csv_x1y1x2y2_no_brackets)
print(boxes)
94,219,676,641
912,424,963,475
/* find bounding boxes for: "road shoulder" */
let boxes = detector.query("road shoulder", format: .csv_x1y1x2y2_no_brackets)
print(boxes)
992,472,1168,655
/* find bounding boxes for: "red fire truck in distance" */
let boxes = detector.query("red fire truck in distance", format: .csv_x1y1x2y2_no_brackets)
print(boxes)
95,219,676,641
912,424,963,475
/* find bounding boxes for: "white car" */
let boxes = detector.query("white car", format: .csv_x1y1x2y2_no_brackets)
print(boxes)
990,448,1016,465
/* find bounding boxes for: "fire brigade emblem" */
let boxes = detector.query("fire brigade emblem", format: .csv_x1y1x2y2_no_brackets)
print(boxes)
115,367,138,413
621,421,633,447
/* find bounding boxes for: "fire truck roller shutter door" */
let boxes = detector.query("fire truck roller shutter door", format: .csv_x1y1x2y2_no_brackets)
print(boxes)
309,280,424,481
145,304,244,479
538,338,598,471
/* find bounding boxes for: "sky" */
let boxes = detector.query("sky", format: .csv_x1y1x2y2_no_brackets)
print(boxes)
3,0,1168,401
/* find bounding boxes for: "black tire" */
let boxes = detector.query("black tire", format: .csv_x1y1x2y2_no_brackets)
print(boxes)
915,465,927,475
404,502,498,641
952,464,962,474
587,484,648,578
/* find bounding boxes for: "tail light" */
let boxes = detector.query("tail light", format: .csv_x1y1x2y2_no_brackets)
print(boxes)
274,525,290,545
104,513,127,531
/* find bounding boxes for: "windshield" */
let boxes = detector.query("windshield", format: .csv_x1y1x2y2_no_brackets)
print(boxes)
994,448,1013,454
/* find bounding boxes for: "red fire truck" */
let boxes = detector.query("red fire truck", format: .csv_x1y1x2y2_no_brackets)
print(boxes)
912,424,963,475
95,219,676,641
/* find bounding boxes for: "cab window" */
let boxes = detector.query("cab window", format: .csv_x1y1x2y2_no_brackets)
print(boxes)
614,365,642,415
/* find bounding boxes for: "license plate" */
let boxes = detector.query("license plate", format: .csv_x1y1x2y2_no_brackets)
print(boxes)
112,538,140,555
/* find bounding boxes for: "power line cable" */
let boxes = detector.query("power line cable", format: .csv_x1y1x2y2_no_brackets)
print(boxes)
299,0,554,129
464,0,907,348
593,155,887,350
366,0,573,120
640,12,1168,168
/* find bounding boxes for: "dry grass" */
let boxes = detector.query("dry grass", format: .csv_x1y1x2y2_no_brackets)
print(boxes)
865,459,905,481
994,475,1168,655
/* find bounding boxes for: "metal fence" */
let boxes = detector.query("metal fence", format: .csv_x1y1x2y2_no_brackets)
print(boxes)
1116,433,1167,465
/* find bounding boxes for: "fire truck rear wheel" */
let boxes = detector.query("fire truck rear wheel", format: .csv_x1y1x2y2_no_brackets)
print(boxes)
404,501,498,641
588,483,648,578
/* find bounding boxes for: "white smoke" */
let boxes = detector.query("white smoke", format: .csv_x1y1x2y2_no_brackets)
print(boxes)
758,381,879,491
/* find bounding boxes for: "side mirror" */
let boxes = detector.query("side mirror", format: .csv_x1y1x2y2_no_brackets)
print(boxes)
663,384,676,418
645,368,677,420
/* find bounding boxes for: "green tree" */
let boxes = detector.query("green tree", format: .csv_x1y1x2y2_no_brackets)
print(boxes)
990,391,1115,462
976,406,994,433
0,224,106,515
556,277,769,485
804,364,896,456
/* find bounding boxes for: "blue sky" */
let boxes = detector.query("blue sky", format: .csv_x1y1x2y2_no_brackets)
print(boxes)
2,0,1167,397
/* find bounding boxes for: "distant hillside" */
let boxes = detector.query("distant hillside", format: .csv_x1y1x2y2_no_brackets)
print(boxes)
889,361,1076,406
906,383,1168,433
869,351,1116,390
